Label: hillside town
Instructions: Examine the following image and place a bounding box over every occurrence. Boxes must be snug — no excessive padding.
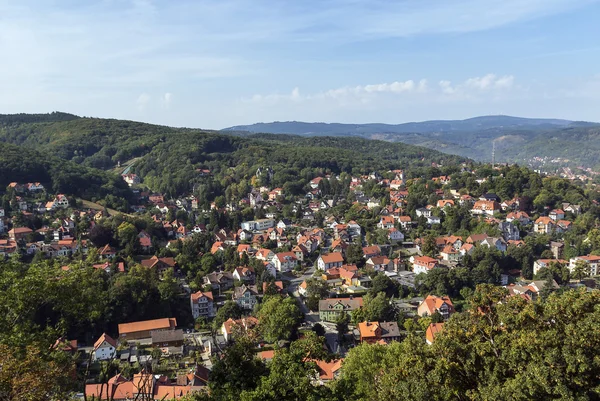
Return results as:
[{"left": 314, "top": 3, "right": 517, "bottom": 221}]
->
[{"left": 0, "top": 162, "right": 598, "bottom": 400}]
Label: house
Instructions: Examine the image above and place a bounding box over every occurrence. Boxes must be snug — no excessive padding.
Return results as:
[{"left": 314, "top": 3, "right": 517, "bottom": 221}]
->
[
  {"left": 190, "top": 291, "right": 215, "bottom": 319},
  {"left": 241, "top": 219, "right": 275, "bottom": 232},
  {"left": 366, "top": 256, "right": 392, "bottom": 272},
  {"left": 534, "top": 217, "right": 555, "bottom": 234},
  {"left": 362, "top": 245, "right": 381, "bottom": 259},
  {"left": 99, "top": 244, "right": 117, "bottom": 259},
  {"left": 93, "top": 333, "right": 117, "bottom": 361},
  {"left": 480, "top": 237, "right": 507, "bottom": 252},
  {"left": 317, "top": 252, "right": 344, "bottom": 271},
  {"left": 233, "top": 285, "right": 259, "bottom": 310},
  {"left": 221, "top": 317, "right": 259, "bottom": 342},
  {"left": 412, "top": 255, "right": 439, "bottom": 275},
  {"left": 499, "top": 221, "right": 520, "bottom": 241},
  {"left": 425, "top": 323, "right": 444, "bottom": 345},
  {"left": 118, "top": 317, "right": 177, "bottom": 340},
  {"left": 26, "top": 182, "right": 45, "bottom": 192},
  {"left": 569, "top": 255, "right": 600, "bottom": 276},
  {"left": 121, "top": 174, "right": 140, "bottom": 186},
  {"left": 563, "top": 204, "right": 582, "bottom": 215},
  {"left": 440, "top": 245, "right": 461, "bottom": 262},
  {"left": 416, "top": 208, "right": 432, "bottom": 218},
  {"left": 506, "top": 211, "right": 531, "bottom": 225},
  {"left": 436, "top": 199, "right": 454, "bottom": 208},
  {"left": 550, "top": 241, "right": 564, "bottom": 259},
  {"left": 8, "top": 227, "right": 33, "bottom": 241},
  {"left": 319, "top": 298, "right": 363, "bottom": 322},
  {"left": 387, "top": 228, "right": 405, "bottom": 242},
  {"left": 418, "top": 295, "right": 454, "bottom": 320},
  {"left": 533, "top": 259, "right": 567, "bottom": 276},
  {"left": 357, "top": 321, "right": 401, "bottom": 344},
  {"left": 292, "top": 245, "right": 308, "bottom": 262},
  {"left": 549, "top": 209, "right": 565, "bottom": 221},
  {"left": 377, "top": 216, "right": 395, "bottom": 229},
  {"left": 557, "top": 220, "right": 572, "bottom": 231},
  {"left": 255, "top": 248, "right": 275, "bottom": 261},
  {"left": 140, "top": 256, "right": 177, "bottom": 278},
  {"left": 52, "top": 337, "right": 78, "bottom": 354},
  {"left": 314, "top": 359, "right": 343, "bottom": 384},
  {"left": 427, "top": 215, "right": 441, "bottom": 225},
  {"left": 471, "top": 200, "right": 501, "bottom": 216},
  {"left": 398, "top": 215, "right": 412, "bottom": 229},
  {"left": 274, "top": 252, "right": 297, "bottom": 272},
  {"left": 233, "top": 267, "right": 255, "bottom": 283},
  {"left": 204, "top": 272, "right": 234, "bottom": 294},
  {"left": 263, "top": 280, "right": 284, "bottom": 294}
]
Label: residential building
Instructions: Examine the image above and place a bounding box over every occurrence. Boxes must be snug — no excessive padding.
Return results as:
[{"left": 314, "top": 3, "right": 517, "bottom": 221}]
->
[
  {"left": 233, "top": 285, "right": 259, "bottom": 310},
  {"left": 241, "top": 219, "right": 275, "bottom": 232},
  {"left": 366, "top": 256, "right": 392, "bottom": 272},
  {"left": 418, "top": 295, "right": 455, "bottom": 320},
  {"left": 471, "top": 200, "right": 501, "bottom": 216},
  {"left": 319, "top": 298, "right": 363, "bottom": 322},
  {"left": 93, "top": 333, "right": 117, "bottom": 361},
  {"left": 357, "top": 321, "right": 401, "bottom": 344},
  {"left": 190, "top": 291, "right": 215, "bottom": 319},
  {"left": 274, "top": 251, "right": 297, "bottom": 272},
  {"left": 412, "top": 255, "right": 439, "bottom": 275},
  {"left": 569, "top": 255, "right": 600, "bottom": 276},
  {"left": 534, "top": 217, "right": 555, "bottom": 234},
  {"left": 221, "top": 317, "right": 259, "bottom": 342},
  {"left": 317, "top": 252, "right": 344, "bottom": 271},
  {"left": 425, "top": 323, "right": 444, "bottom": 345}
]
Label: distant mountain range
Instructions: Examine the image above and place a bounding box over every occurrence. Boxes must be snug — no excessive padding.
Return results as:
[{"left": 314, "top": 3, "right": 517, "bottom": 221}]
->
[{"left": 223, "top": 115, "right": 600, "bottom": 168}]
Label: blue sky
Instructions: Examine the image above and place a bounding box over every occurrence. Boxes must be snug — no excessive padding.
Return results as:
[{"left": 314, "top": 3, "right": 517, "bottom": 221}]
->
[{"left": 0, "top": 0, "right": 599, "bottom": 129}]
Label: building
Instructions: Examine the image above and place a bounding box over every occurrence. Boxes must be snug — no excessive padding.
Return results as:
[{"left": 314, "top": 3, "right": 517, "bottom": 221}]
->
[
  {"left": 221, "top": 317, "right": 259, "bottom": 342},
  {"left": 357, "top": 321, "right": 401, "bottom": 344},
  {"left": 534, "top": 217, "right": 555, "bottom": 234},
  {"left": 425, "top": 323, "right": 444, "bottom": 345},
  {"left": 319, "top": 298, "right": 363, "bottom": 322},
  {"left": 233, "top": 285, "right": 259, "bottom": 310},
  {"left": 365, "top": 256, "right": 392, "bottom": 272},
  {"left": 8, "top": 227, "right": 33, "bottom": 241},
  {"left": 93, "top": 333, "right": 117, "bottom": 361},
  {"left": 471, "top": 200, "right": 501, "bottom": 216},
  {"left": 274, "top": 252, "right": 298, "bottom": 272},
  {"left": 151, "top": 329, "right": 184, "bottom": 348},
  {"left": 140, "top": 256, "right": 177, "bottom": 278},
  {"left": 533, "top": 259, "right": 567, "bottom": 275},
  {"left": 241, "top": 219, "right": 275, "bottom": 232},
  {"left": 418, "top": 295, "right": 455, "bottom": 320},
  {"left": 569, "top": 255, "right": 600, "bottom": 276},
  {"left": 118, "top": 318, "right": 177, "bottom": 340},
  {"left": 190, "top": 291, "right": 215, "bottom": 319},
  {"left": 412, "top": 255, "right": 439, "bottom": 275},
  {"left": 317, "top": 252, "right": 344, "bottom": 271}
]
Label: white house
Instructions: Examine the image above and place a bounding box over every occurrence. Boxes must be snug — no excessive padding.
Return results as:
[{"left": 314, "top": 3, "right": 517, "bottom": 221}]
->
[
  {"left": 317, "top": 252, "right": 344, "bottom": 271},
  {"left": 569, "top": 255, "right": 600, "bottom": 276},
  {"left": 241, "top": 219, "right": 275, "bottom": 232},
  {"left": 190, "top": 291, "right": 215, "bottom": 319},
  {"left": 412, "top": 255, "right": 439, "bottom": 275},
  {"left": 427, "top": 216, "right": 441, "bottom": 225},
  {"left": 387, "top": 228, "right": 405, "bottom": 242},
  {"left": 274, "top": 252, "right": 298, "bottom": 272},
  {"left": 93, "top": 333, "right": 117, "bottom": 361}
]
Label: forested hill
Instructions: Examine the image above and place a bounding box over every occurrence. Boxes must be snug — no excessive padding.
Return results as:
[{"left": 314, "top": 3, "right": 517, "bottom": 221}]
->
[
  {"left": 224, "top": 115, "right": 575, "bottom": 135},
  {"left": 0, "top": 115, "right": 468, "bottom": 198},
  {"left": 223, "top": 116, "right": 600, "bottom": 167},
  {"left": 0, "top": 142, "right": 132, "bottom": 209}
]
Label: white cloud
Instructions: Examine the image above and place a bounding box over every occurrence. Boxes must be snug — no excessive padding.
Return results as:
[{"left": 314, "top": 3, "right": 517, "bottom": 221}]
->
[
  {"left": 136, "top": 93, "right": 151, "bottom": 110},
  {"left": 247, "top": 74, "right": 515, "bottom": 105}
]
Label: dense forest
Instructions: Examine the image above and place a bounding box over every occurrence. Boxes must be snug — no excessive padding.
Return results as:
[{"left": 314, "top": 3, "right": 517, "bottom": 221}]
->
[
  {"left": 0, "top": 142, "right": 133, "bottom": 209},
  {"left": 0, "top": 114, "right": 467, "bottom": 199}
]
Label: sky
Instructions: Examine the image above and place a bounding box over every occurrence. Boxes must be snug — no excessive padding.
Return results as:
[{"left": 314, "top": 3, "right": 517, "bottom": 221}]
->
[{"left": 1, "top": 0, "right": 600, "bottom": 129}]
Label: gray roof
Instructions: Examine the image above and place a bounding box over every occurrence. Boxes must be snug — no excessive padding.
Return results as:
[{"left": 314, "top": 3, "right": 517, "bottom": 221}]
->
[{"left": 151, "top": 329, "right": 184, "bottom": 343}]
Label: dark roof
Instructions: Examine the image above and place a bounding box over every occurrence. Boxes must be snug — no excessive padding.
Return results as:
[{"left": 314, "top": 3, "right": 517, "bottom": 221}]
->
[{"left": 151, "top": 329, "right": 184, "bottom": 343}]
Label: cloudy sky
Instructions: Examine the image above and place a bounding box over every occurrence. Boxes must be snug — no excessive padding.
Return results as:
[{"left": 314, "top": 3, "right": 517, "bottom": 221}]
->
[{"left": 1, "top": 0, "right": 599, "bottom": 129}]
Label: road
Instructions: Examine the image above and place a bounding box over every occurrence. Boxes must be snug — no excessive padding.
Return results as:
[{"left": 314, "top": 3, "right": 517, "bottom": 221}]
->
[{"left": 286, "top": 267, "right": 342, "bottom": 353}]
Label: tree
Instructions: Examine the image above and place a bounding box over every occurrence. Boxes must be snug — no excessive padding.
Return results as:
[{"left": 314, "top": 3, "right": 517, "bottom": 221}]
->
[
  {"left": 212, "top": 301, "right": 242, "bottom": 332},
  {"left": 335, "top": 313, "right": 350, "bottom": 342},
  {"left": 572, "top": 259, "right": 590, "bottom": 282},
  {"left": 239, "top": 333, "right": 332, "bottom": 401},
  {"left": 352, "top": 292, "right": 396, "bottom": 323},
  {"left": 209, "top": 334, "right": 267, "bottom": 399},
  {"left": 257, "top": 296, "right": 302, "bottom": 343},
  {"left": 421, "top": 234, "right": 438, "bottom": 257}
]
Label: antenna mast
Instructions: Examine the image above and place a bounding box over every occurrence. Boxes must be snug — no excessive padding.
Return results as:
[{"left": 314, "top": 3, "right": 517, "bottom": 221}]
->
[{"left": 492, "top": 141, "right": 496, "bottom": 168}]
